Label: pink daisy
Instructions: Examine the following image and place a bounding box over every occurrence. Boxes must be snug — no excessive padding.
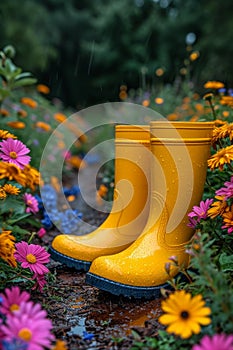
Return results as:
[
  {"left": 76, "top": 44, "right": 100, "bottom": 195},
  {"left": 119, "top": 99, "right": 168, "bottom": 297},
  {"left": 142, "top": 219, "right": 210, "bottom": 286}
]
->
[
  {"left": 14, "top": 241, "right": 50, "bottom": 275},
  {"left": 188, "top": 199, "right": 214, "bottom": 228},
  {"left": 23, "top": 193, "right": 39, "bottom": 214},
  {"left": 32, "top": 273, "right": 47, "bottom": 292},
  {"left": 0, "top": 138, "right": 31, "bottom": 169},
  {"left": 0, "top": 286, "right": 30, "bottom": 317},
  {"left": 1, "top": 301, "right": 54, "bottom": 350},
  {"left": 192, "top": 334, "right": 233, "bottom": 350},
  {"left": 37, "top": 227, "right": 47, "bottom": 238},
  {"left": 216, "top": 176, "right": 233, "bottom": 200}
]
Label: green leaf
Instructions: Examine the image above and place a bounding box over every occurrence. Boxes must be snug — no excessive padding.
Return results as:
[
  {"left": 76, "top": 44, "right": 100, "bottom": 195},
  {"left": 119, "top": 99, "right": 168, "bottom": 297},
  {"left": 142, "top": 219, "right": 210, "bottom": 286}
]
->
[
  {"left": 219, "top": 253, "right": 233, "bottom": 272},
  {"left": 12, "top": 77, "right": 37, "bottom": 88}
]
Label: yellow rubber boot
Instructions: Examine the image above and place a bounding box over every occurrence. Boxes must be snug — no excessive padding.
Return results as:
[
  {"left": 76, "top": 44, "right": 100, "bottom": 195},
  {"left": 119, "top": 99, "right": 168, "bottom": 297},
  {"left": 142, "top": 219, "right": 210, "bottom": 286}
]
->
[
  {"left": 86, "top": 121, "right": 214, "bottom": 298},
  {"left": 50, "top": 125, "right": 151, "bottom": 271}
]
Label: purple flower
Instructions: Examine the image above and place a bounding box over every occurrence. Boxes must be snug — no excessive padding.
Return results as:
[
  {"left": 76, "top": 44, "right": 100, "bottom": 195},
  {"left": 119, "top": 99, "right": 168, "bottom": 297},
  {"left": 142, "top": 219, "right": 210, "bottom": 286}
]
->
[
  {"left": 188, "top": 199, "right": 214, "bottom": 228},
  {"left": 0, "top": 287, "right": 30, "bottom": 317},
  {"left": 14, "top": 241, "right": 50, "bottom": 275},
  {"left": 216, "top": 176, "right": 233, "bottom": 200},
  {"left": 32, "top": 273, "right": 47, "bottom": 292},
  {"left": 0, "top": 139, "right": 31, "bottom": 169},
  {"left": 192, "top": 333, "right": 233, "bottom": 350},
  {"left": 23, "top": 193, "right": 39, "bottom": 214},
  {"left": 0, "top": 301, "right": 54, "bottom": 350}
]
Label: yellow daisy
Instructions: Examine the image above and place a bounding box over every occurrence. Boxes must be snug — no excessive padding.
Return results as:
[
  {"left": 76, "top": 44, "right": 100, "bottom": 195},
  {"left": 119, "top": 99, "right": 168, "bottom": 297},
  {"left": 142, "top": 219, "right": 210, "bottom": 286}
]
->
[
  {"left": 207, "top": 196, "right": 228, "bottom": 219},
  {"left": 0, "top": 129, "right": 17, "bottom": 139},
  {"left": 0, "top": 188, "right": 7, "bottom": 199},
  {"left": 2, "top": 183, "right": 20, "bottom": 195},
  {"left": 0, "top": 230, "right": 17, "bottom": 267},
  {"left": 0, "top": 162, "right": 27, "bottom": 187},
  {"left": 159, "top": 290, "right": 211, "bottom": 339},
  {"left": 207, "top": 145, "right": 233, "bottom": 171}
]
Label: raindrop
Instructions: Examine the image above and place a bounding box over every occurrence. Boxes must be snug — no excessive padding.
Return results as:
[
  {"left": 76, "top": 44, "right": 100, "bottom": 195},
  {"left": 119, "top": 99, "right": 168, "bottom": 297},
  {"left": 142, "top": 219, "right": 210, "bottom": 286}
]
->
[{"left": 88, "top": 41, "right": 95, "bottom": 76}]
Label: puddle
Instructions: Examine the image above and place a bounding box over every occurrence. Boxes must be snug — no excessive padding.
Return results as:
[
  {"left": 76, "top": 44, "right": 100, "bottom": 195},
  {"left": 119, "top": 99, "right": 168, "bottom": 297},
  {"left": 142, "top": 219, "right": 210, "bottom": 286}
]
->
[
  {"left": 68, "top": 298, "right": 162, "bottom": 338},
  {"left": 67, "top": 316, "right": 86, "bottom": 337}
]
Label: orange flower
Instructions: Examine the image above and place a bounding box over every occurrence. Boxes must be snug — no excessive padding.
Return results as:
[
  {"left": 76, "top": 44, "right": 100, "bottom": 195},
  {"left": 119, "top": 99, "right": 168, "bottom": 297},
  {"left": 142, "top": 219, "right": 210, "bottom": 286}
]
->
[
  {"left": 195, "top": 103, "right": 204, "bottom": 113},
  {"left": 7, "top": 121, "right": 25, "bottom": 129},
  {"left": 204, "top": 81, "right": 225, "bottom": 89},
  {"left": 52, "top": 340, "right": 68, "bottom": 350},
  {"left": 22, "top": 165, "right": 40, "bottom": 191},
  {"left": 119, "top": 90, "right": 128, "bottom": 100},
  {"left": 17, "top": 109, "right": 28, "bottom": 117},
  {"left": 208, "top": 145, "right": 233, "bottom": 171},
  {"left": 21, "top": 97, "right": 38, "bottom": 108},
  {"left": 167, "top": 113, "right": 178, "bottom": 121},
  {"left": 0, "top": 108, "right": 9, "bottom": 116},
  {"left": 54, "top": 113, "right": 67, "bottom": 123},
  {"left": 96, "top": 184, "right": 108, "bottom": 205},
  {"left": 212, "top": 123, "right": 233, "bottom": 144},
  {"left": 207, "top": 196, "right": 228, "bottom": 218},
  {"left": 222, "top": 111, "right": 230, "bottom": 118},
  {"left": 0, "top": 188, "right": 7, "bottom": 199},
  {"left": 142, "top": 99, "right": 150, "bottom": 107},
  {"left": 2, "top": 183, "right": 20, "bottom": 195},
  {"left": 154, "top": 97, "right": 164, "bottom": 105},
  {"left": 220, "top": 96, "right": 233, "bottom": 107},
  {"left": 67, "top": 156, "right": 86, "bottom": 169},
  {"left": 50, "top": 176, "right": 61, "bottom": 192},
  {"left": 189, "top": 51, "right": 199, "bottom": 61},
  {"left": 35, "top": 121, "right": 51, "bottom": 132},
  {"left": 37, "top": 84, "right": 50, "bottom": 94},
  {"left": 155, "top": 68, "right": 164, "bottom": 76},
  {"left": 0, "top": 129, "right": 17, "bottom": 139},
  {"left": 0, "top": 230, "right": 17, "bottom": 267},
  {"left": 0, "top": 162, "right": 27, "bottom": 186},
  {"left": 222, "top": 206, "right": 233, "bottom": 233}
]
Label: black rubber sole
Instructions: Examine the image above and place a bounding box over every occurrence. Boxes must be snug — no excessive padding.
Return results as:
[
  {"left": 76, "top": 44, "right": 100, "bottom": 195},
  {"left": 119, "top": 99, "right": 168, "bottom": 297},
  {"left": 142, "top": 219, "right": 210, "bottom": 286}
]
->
[
  {"left": 49, "top": 247, "right": 91, "bottom": 272},
  {"left": 85, "top": 272, "right": 173, "bottom": 299}
]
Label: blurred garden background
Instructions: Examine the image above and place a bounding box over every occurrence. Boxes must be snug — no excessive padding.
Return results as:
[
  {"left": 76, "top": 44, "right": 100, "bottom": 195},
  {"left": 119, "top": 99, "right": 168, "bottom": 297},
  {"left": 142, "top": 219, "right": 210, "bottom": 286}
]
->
[{"left": 0, "top": 0, "right": 232, "bottom": 109}]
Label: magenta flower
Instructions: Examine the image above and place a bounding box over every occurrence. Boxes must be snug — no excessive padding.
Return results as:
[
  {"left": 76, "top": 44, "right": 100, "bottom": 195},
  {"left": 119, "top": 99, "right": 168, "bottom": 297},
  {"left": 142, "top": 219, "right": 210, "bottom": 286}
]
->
[
  {"left": 0, "top": 301, "right": 54, "bottom": 350},
  {"left": 188, "top": 199, "right": 214, "bottom": 228},
  {"left": 192, "top": 334, "right": 233, "bottom": 350},
  {"left": 0, "top": 138, "right": 31, "bottom": 169},
  {"left": 0, "top": 286, "right": 30, "bottom": 317},
  {"left": 216, "top": 176, "right": 233, "bottom": 200},
  {"left": 37, "top": 227, "right": 47, "bottom": 238},
  {"left": 14, "top": 241, "right": 50, "bottom": 275},
  {"left": 32, "top": 273, "right": 47, "bottom": 292},
  {"left": 23, "top": 193, "right": 39, "bottom": 214}
]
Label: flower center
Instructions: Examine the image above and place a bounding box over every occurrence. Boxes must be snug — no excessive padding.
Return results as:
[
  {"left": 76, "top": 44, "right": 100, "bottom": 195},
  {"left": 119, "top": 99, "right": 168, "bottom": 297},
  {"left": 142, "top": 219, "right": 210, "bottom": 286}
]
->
[
  {"left": 26, "top": 253, "right": 37, "bottom": 263},
  {"left": 18, "top": 328, "right": 32, "bottom": 341},
  {"left": 180, "top": 311, "right": 190, "bottom": 319},
  {"left": 9, "top": 151, "right": 18, "bottom": 159},
  {"left": 10, "top": 303, "right": 20, "bottom": 312},
  {"left": 27, "top": 200, "right": 32, "bottom": 205}
]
